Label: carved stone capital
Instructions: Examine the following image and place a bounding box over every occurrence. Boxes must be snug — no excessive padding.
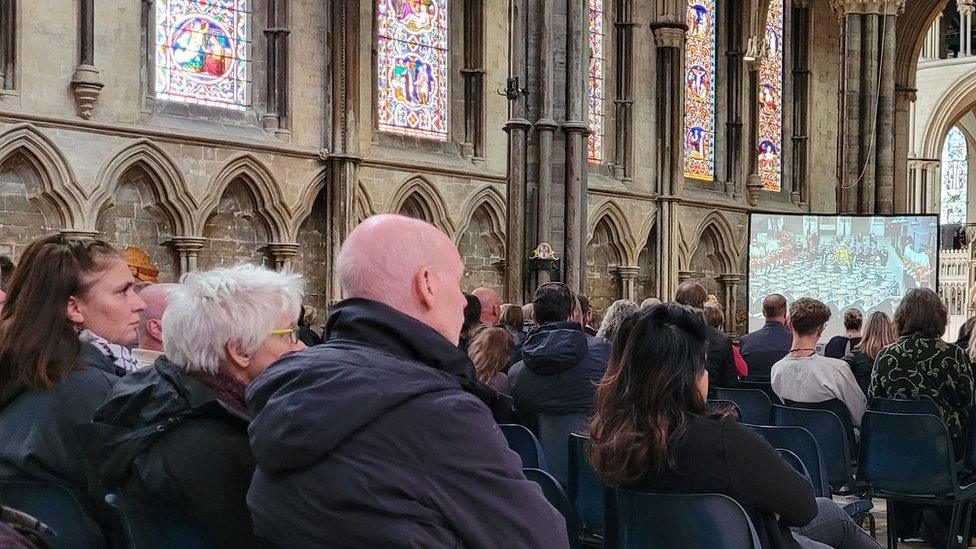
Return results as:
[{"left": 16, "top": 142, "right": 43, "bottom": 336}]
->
[
  {"left": 895, "top": 86, "right": 918, "bottom": 106},
  {"left": 268, "top": 242, "right": 301, "bottom": 269},
  {"left": 70, "top": 64, "right": 104, "bottom": 120},
  {"left": 169, "top": 236, "right": 206, "bottom": 254},
  {"left": 746, "top": 173, "right": 763, "bottom": 206},
  {"left": 677, "top": 270, "right": 695, "bottom": 283},
  {"left": 615, "top": 265, "right": 640, "bottom": 281},
  {"left": 60, "top": 228, "right": 99, "bottom": 240},
  {"left": 719, "top": 273, "right": 743, "bottom": 285},
  {"left": 830, "top": 0, "right": 906, "bottom": 16},
  {"left": 653, "top": 26, "right": 685, "bottom": 49},
  {"left": 959, "top": 1, "right": 976, "bottom": 15}
]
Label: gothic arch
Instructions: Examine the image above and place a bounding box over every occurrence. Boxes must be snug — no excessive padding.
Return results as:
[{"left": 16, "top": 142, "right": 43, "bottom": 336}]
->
[
  {"left": 201, "top": 154, "right": 289, "bottom": 241},
  {"left": 0, "top": 124, "right": 85, "bottom": 228},
  {"left": 89, "top": 139, "right": 193, "bottom": 234},
  {"left": 355, "top": 183, "right": 376, "bottom": 225},
  {"left": 454, "top": 185, "right": 506, "bottom": 250},
  {"left": 921, "top": 70, "right": 976, "bottom": 160},
  {"left": 895, "top": 1, "right": 950, "bottom": 91},
  {"left": 687, "top": 211, "right": 740, "bottom": 273},
  {"left": 289, "top": 167, "right": 330, "bottom": 241},
  {"left": 587, "top": 200, "right": 638, "bottom": 265},
  {"left": 387, "top": 175, "right": 456, "bottom": 236}
]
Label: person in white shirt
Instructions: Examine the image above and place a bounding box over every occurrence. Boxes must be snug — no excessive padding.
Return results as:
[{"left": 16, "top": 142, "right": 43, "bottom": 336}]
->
[
  {"left": 132, "top": 283, "right": 180, "bottom": 369},
  {"left": 771, "top": 297, "right": 867, "bottom": 431}
]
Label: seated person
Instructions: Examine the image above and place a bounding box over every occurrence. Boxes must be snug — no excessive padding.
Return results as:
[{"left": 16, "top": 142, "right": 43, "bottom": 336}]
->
[
  {"left": 468, "top": 325, "right": 513, "bottom": 395},
  {"left": 739, "top": 294, "right": 791, "bottom": 377},
  {"left": 771, "top": 298, "right": 866, "bottom": 431},
  {"left": 824, "top": 308, "right": 863, "bottom": 359},
  {"left": 509, "top": 282, "right": 611, "bottom": 414},
  {"left": 0, "top": 235, "right": 146, "bottom": 546},
  {"left": 674, "top": 282, "right": 737, "bottom": 391},
  {"left": 84, "top": 264, "right": 305, "bottom": 547},
  {"left": 587, "top": 302, "right": 881, "bottom": 549}
]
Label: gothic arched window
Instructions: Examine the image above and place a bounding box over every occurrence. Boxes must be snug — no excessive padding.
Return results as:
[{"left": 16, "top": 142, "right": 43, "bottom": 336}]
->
[
  {"left": 376, "top": 0, "right": 450, "bottom": 141},
  {"left": 683, "top": 0, "right": 716, "bottom": 180},
  {"left": 587, "top": 0, "right": 606, "bottom": 163},
  {"left": 758, "top": 0, "right": 784, "bottom": 191},
  {"left": 941, "top": 126, "right": 968, "bottom": 225},
  {"left": 155, "top": 0, "right": 251, "bottom": 109}
]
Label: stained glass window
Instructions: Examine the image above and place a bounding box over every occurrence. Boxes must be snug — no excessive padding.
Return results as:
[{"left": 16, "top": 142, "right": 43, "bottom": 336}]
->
[
  {"left": 587, "top": 0, "right": 605, "bottom": 163},
  {"left": 376, "top": 0, "right": 449, "bottom": 141},
  {"left": 941, "top": 126, "right": 968, "bottom": 225},
  {"left": 757, "top": 0, "right": 784, "bottom": 191},
  {"left": 683, "top": 0, "right": 716, "bottom": 180},
  {"left": 155, "top": 0, "right": 250, "bottom": 109}
]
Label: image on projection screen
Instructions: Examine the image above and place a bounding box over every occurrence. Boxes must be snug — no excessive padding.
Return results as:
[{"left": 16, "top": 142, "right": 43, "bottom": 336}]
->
[{"left": 747, "top": 214, "right": 939, "bottom": 339}]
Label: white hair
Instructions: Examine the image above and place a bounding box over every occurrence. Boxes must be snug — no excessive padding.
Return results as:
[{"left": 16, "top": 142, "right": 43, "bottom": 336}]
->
[
  {"left": 597, "top": 299, "right": 640, "bottom": 341},
  {"left": 162, "top": 264, "right": 305, "bottom": 374}
]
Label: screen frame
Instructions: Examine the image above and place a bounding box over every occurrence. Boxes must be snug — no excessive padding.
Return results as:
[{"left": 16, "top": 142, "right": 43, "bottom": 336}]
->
[{"left": 744, "top": 211, "right": 942, "bottom": 336}]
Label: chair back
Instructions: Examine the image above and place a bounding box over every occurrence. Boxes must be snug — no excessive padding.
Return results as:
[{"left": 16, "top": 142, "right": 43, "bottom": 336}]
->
[
  {"left": 0, "top": 479, "right": 95, "bottom": 549},
  {"left": 749, "top": 424, "right": 829, "bottom": 498},
  {"left": 706, "top": 400, "right": 741, "bottom": 421},
  {"left": 776, "top": 448, "right": 813, "bottom": 486},
  {"left": 500, "top": 424, "right": 547, "bottom": 470},
  {"left": 536, "top": 412, "right": 589, "bottom": 486},
  {"left": 967, "top": 406, "right": 976, "bottom": 471},
  {"left": 738, "top": 381, "right": 783, "bottom": 405},
  {"left": 858, "top": 411, "right": 960, "bottom": 498},
  {"left": 740, "top": 374, "right": 771, "bottom": 383},
  {"left": 771, "top": 405, "right": 853, "bottom": 490},
  {"left": 870, "top": 397, "right": 941, "bottom": 417},
  {"left": 523, "top": 468, "right": 581, "bottom": 549},
  {"left": 568, "top": 433, "right": 605, "bottom": 537},
  {"left": 784, "top": 398, "right": 857, "bottom": 449},
  {"left": 606, "top": 489, "right": 761, "bottom": 549},
  {"left": 105, "top": 493, "right": 214, "bottom": 548},
  {"left": 713, "top": 388, "right": 771, "bottom": 425}
]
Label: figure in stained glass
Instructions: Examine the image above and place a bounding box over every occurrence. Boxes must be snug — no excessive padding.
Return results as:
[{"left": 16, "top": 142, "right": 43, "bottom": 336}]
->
[
  {"left": 941, "top": 126, "right": 969, "bottom": 225},
  {"left": 587, "top": 0, "right": 605, "bottom": 163},
  {"left": 683, "top": 0, "right": 716, "bottom": 180},
  {"left": 757, "top": 0, "right": 784, "bottom": 191}
]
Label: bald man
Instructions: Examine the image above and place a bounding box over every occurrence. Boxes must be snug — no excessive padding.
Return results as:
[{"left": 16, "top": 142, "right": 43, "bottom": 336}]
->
[
  {"left": 472, "top": 287, "right": 501, "bottom": 325},
  {"left": 739, "top": 293, "right": 791, "bottom": 377},
  {"left": 245, "top": 215, "right": 566, "bottom": 548},
  {"left": 132, "top": 283, "right": 180, "bottom": 369}
]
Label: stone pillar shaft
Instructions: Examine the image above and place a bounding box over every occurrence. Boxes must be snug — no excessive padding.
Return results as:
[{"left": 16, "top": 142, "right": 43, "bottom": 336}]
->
[
  {"left": 263, "top": 0, "right": 290, "bottom": 132},
  {"left": 725, "top": 0, "right": 743, "bottom": 198},
  {"left": 170, "top": 236, "right": 206, "bottom": 276},
  {"left": 791, "top": 1, "right": 810, "bottom": 205},
  {"left": 719, "top": 273, "right": 742, "bottom": 335},
  {"left": 617, "top": 266, "right": 639, "bottom": 301},
  {"left": 0, "top": 0, "right": 13, "bottom": 89},
  {"left": 504, "top": 0, "right": 529, "bottom": 303},
  {"left": 563, "top": 0, "right": 588, "bottom": 293},
  {"left": 461, "top": 0, "right": 485, "bottom": 160},
  {"left": 893, "top": 87, "right": 916, "bottom": 213}
]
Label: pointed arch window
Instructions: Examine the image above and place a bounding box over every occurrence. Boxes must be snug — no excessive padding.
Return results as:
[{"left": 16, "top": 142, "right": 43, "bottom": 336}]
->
[
  {"left": 683, "top": 0, "right": 716, "bottom": 180},
  {"left": 376, "top": 0, "right": 450, "bottom": 141},
  {"left": 587, "top": 0, "right": 606, "bottom": 163},
  {"left": 757, "top": 0, "right": 784, "bottom": 191},
  {"left": 941, "top": 126, "right": 968, "bottom": 225}
]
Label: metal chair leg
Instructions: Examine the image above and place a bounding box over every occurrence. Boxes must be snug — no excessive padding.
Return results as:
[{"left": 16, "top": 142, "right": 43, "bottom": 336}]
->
[{"left": 886, "top": 499, "right": 897, "bottom": 549}]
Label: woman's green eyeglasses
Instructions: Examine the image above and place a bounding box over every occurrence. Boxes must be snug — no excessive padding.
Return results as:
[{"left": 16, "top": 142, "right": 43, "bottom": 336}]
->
[{"left": 269, "top": 327, "right": 301, "bottom": 344}]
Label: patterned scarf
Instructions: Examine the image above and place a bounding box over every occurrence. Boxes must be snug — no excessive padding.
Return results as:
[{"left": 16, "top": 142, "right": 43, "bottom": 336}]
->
[{"left": 78, "top": 329, "right": 140, "bottom": 373}]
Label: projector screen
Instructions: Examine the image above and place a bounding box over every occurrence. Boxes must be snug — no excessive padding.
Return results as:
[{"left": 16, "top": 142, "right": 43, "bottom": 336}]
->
[{"left": 747, "top": 214, "right": 939, "bottom": 339}]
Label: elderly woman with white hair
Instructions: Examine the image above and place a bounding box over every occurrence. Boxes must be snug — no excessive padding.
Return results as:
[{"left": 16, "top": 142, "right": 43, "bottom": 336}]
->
[
  {"left": 84, "top": 264, "right": 304, "bottom": 547},
  {"left": 596, "top": 299, "right": 640, "bottom": 343}
]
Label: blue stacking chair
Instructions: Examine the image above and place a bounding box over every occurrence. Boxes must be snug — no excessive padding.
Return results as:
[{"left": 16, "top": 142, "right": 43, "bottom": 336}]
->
[
  {"left": 568, "top": 433, "right": 606, "bottom": 543},
  {"left": 713, "top": 388, "right": 771, "bottom": 425},
  {"left": 500, "top": 424, "right": 547, "bottom": 470},
  {"left": 0, "top": 479, "right": 96, "bottom": 549},
  {"left": 536, "top": 411, "right": 589, "bottom": 487},
  {"left": 870, "top": 396, "right": 941, "bottom": 417},
  {"left": 605, "top": 489, "right": 760, "bottom": 549},
  {"left": 771, "top": 405, "right": 861, "bottom": 493},
  {"left": 749, "top": 424, "right": 830, "bottom": 498},
  {"left": 738, "top": 380, "right": 783, "bottom": 406},
  {"left": 784, "top": 398, "right": 857, "bottom": 450},
  {"left": 105, "top": 493, "right": 214, "bottom": 549},
  {"left": 707, "top": 399, "right": 742, "bottom": 421},
  {"left": 776, "top": 448, "right": 812, "bottom": 483},
  {"left": 859, "top": 411, "right": 976, "bottom": 549},
  {"left": 523, "top": 469, "right": 581, "bottom": 549}
]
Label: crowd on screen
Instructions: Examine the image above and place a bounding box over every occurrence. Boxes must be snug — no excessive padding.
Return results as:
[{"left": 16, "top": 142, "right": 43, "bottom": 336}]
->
[{"left": 0, "top": 214, "right": 971, "bottom": 548}]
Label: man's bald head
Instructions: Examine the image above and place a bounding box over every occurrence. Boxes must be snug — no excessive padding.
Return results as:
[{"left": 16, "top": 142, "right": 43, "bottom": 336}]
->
[
  {"left": 472, "top": 287, "right": 501, "bottom": 324},
  {"left": 138, "top": 283, "right": 180, "bottom": 351},
  {"left": 763, "top": 294, "right": 788, "bottom": 321},
  {"left": 337, "top": 215, "right": 467, "bottom": 344}
]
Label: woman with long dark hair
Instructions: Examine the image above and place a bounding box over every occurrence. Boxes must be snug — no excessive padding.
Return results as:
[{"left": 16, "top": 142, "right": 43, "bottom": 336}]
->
[{"left": 588, "top": 303, "right": 880, "bottom": 549}]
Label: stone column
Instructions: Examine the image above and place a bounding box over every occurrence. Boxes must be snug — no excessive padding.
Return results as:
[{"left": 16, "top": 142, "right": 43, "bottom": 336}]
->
[
  {"left": 893, "top": 86, "right": 916, "bottom": 212},
  {"left": 922, "top": 14, "right": 941, "bottom": 59},
  {"left": 535, "top": 0, "right": 556, "bottom": 283},
  {"left": 0, "top": 0, "right": 14, "bottom": 90},
  {"left": 461, "top": 0, "right": 485, "bottom": 162},
  {"left": 652, "top": 24, "right": 685, "bottom": 301},
  {"left": 504, "top": 0, "right": 530, "bottom": 303},
  {"left": 720, "top": 273, "right": 742, "bottom": 335},
  {"left": 613, "top": 0, "right": 635, "bottom": 180},
  {"left": 832, "top": 0, "right": 905, "bottom": 214},
  {"left": 616, "top": 266, "right": 639, "bottom": 301},
  {"left": 962, "top": 3, "right": 975, "bottom": 57},
  {"left": 791, "top": 0, "right": 810, "bottom": 206},
  {"left": 926, "top": 160, "right": 941, "bottom": 214},
  {"left": 170, "top": 236, "right": 206, "bottom": 275},
  {"left": 724, "top": 0, "right": 744, "bottom": 198},
  {"left": 268, "top": 243, "right": 301, "bottom": 271},
  {"left": 563, "top": 0, "right": 589, "bottom": 293},
  {"left": 677, "top": 270, "right": 694, "bottom": 284},
  {"left": 70, "top": 0, "right": 103, "bottom": 119},
  {"left": 263, "top": 0, "right": 290, "bottom": 133},
  {"left": 744, "top": 35, "right": 762, "bottom": 206},
  {"left": 60, "top": 228, "right": 99, "bottom": 240}
]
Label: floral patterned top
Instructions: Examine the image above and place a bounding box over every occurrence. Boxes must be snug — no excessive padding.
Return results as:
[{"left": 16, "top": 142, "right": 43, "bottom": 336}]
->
[{"left": 869, "top": 334, "right": 975, "bottom": 449}]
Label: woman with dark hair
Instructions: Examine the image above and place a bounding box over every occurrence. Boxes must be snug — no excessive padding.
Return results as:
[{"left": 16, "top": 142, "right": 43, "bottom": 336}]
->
[
  {"left": 458, "top": 293, "right": 482, "bottom": 353},
  {"left": 498, "top": 303, "right": 524, "bottom": 339},
  {"left": 468, "top": 326, "right": 513, "bottom": 394},
  {"left": 0, "top": 234, "right": 147, "bottom": 545},
  {"left": 824, "top": 308, "right": 863, "bottom": 359},
  {"left": 588, "top": 303, "right": 881, "bottom": 549},
  {"left": 871, "top": 288, "right": 975, "bottom": 455}
]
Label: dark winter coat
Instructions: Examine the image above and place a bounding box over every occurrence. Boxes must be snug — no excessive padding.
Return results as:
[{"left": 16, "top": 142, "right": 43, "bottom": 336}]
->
[
  {"left": 0, "top": 342, "right": 123, "bottom": 548},
  {"left": 508, "top": 322, "right": 611, "bottom": 414},
  {"left": 739, "top": 320, "right": 792, "bottom": 377},
  {"left": 82, "top": 358, "right": 268, "bottom": 548},
  {"left": 245, "top": 298, "right": 567, "bottom": 548},
  {"left": 705, "top": 325, "right": 739, "bottom": 392},
  {"left": 841, "top": 350, "right": 875, "bottom": 396}
]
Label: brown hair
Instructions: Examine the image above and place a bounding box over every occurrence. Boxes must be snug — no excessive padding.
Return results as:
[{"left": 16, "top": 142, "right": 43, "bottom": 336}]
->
[
  {"left": 674, "top": 281, "right": 708, "bottom": 309},
  {"left": 703, "top": 303, "right": 724, "bottom": 329},
  {"left": 855, "top": 311, "right": 897, "bottom": 360},
  {"left": 895, "top": 288, "right": 947, "bottom": 338},
  {"left": 787, "top": 298, "right": 831, "bottom": 336},
  {"left": 843, "top": 308, "right": 863, "bottom": 330},
  {"left": 498, "top": 303, "right": 523, "bottom": 334},
  {"left": 468, "top": 326, "right": 514, "bottom": 385},
  {"left": 0, "top": 234, "right": 119, "bottom": 392},
  {"left": 762, "top": 294, "right": 787, "bottom": 318}
]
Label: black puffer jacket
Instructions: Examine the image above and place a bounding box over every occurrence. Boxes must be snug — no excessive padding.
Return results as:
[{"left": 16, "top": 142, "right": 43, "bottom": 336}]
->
[
  {"left": 82, "top": 359, "right": 268, "bottom": 548},
  {"left": 508, "top": 322, "right": 611, "bottom": 414},
  {"left": 841, "top": 350, "right": 875, "bottom": 396}
]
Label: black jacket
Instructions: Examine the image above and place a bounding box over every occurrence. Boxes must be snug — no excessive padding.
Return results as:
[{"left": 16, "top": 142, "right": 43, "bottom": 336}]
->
[
  {"left": 82, "top": 359, "right": 267, "bottom": 548},
  {"left": 705, "top": 326, "right": 738, "bottom": 392},
  {"left": 841, "top": 350, "right": 874, "bottom": 396},
  {"left": 0, "top": 342, "right": 122, "bottom": 547},
  {"left": 739, "top": 321, "right": 791, "bottom": 377},
  {"left": 628, "top": 415, "right": 817, "bottom": 549},
  {"left": 245, "top": 298, "right": 567, "bottom": 548},
  {"left": 508, "top": 322, "right": 611, "bottom": 414}
]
